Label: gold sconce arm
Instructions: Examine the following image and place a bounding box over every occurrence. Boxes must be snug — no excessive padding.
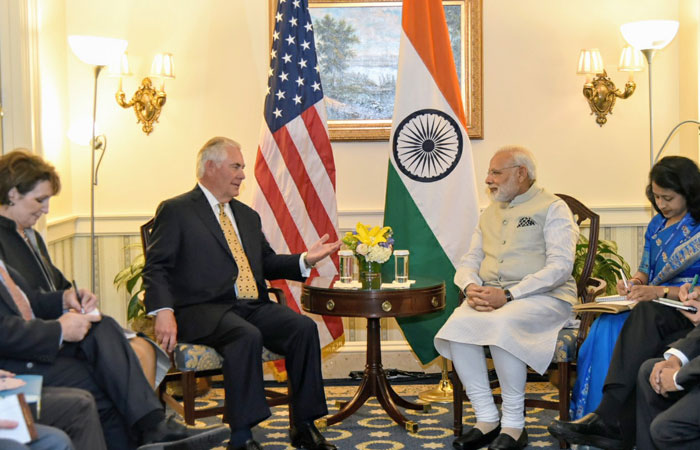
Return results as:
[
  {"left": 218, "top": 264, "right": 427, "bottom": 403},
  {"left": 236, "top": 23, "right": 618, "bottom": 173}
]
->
[
  {"left": 582, "top": 71, "right": 636, "bottom": 126},
  {"left": 115, "top": 77, "right": 167, "bottom": 135}
]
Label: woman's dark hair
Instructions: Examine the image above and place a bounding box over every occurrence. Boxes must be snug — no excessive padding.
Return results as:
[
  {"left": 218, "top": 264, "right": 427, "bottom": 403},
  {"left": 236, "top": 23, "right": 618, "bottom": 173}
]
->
[
  {"left": 0, "top": 150, "right": 61, "bottom": 205},
  {"left": 645, "top": 156, "right": 700, "bottom": 222}
]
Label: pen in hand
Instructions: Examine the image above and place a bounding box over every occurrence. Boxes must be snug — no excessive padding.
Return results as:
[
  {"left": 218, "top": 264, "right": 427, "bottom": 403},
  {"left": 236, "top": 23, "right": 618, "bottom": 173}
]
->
[
  {"left": 620, "top": 269, "right": 629, "bottom": 293},
  {"left": 689, "top": 274, "right": 699, "bottom": 293},
  {"left": 72, "top": 279, "right": 84, "bottom": 313}
]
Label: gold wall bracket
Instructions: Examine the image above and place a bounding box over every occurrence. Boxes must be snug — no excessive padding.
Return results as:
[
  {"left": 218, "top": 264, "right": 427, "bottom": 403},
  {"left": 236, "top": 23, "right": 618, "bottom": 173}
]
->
[
  {"left": 116, "top": 77, "right": 166, "bottom": 135},
  {"left": 582, "top": 70, "right": 636, "bottom": 126}
]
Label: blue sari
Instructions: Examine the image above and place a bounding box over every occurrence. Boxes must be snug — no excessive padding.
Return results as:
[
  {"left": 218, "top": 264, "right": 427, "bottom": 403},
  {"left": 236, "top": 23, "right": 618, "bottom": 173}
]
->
[{"left": 570, "top": 213, "right": 700, "bottom": 419}]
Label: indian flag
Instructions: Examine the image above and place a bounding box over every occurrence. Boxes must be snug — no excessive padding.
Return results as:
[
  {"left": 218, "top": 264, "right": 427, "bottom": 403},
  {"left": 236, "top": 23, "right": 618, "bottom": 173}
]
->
[{"left": 383, "top": 0, "right": 479, "bottom": 364}]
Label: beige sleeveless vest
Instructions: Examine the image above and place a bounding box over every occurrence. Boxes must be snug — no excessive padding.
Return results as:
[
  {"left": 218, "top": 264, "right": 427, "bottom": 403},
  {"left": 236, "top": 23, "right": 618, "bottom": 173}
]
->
[{"left": 478, "top": 184, "right": 577, "bottom": 305}]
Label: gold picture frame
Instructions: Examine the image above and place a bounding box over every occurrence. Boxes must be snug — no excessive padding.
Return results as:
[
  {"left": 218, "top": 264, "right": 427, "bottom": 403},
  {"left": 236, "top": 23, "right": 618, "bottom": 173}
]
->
[{"left": 268, "top": 0, "right": 483, "bottom": 141}]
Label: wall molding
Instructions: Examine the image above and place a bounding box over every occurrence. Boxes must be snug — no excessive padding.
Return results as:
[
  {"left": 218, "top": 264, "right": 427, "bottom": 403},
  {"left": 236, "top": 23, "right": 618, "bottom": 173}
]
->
[{"left": 47, "top": 204, "right": 652, "bottom": 240}]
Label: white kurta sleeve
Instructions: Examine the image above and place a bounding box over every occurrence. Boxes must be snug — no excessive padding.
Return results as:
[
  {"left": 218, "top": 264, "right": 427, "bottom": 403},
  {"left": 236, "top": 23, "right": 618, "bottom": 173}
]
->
[
  {"left": 508, "top": 200, "right": 578, "bottom": 299},
  {"left": 454, "top": 226, "right": 484, "bottom": 292}
]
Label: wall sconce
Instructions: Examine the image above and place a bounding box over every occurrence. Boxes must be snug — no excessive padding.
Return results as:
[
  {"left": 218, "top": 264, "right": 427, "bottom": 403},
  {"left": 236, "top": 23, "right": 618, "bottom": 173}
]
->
[
  {"left": 577, "top": 46, "right": 644, "bottom": 126},
  {"left": 114, "top": 52, "right": 175, "bottom": 135}
]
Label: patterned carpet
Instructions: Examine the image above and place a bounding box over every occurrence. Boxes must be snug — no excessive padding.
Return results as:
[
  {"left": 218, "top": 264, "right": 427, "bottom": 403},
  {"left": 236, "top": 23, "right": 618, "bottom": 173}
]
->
[{"left": 180, "top": 381, "right": 568, "bottom": 449}]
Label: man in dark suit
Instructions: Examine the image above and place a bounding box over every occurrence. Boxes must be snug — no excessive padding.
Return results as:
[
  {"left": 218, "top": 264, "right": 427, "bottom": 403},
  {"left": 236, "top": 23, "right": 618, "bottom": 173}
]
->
[
  {"left": 0, "top": 261, "right": 228, "bottom": 450},
  {"left": 548, "top": 284, "right": 698, "bottom": 449},
  {"left": 143, "top": 136, "right": 341, "bottom": 450},
  {"left": 636, "top": 309, "right": 700, "bottom": 448}
]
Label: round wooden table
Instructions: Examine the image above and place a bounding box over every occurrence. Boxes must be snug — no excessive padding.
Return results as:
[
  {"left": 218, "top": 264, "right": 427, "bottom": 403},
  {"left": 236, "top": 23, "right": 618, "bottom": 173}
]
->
[{"left": 301, "top": 276, "right": 446, "bottom": 432}]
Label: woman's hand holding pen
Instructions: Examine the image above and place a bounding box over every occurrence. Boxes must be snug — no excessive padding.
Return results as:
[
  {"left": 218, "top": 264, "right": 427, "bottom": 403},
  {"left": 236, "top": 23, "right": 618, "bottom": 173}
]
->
[
  {"left": 678, "top": 282, "right": 700, "bottom": 325},
  {"left": 625, "top": 285, "right": 666, "bottom": 302}
]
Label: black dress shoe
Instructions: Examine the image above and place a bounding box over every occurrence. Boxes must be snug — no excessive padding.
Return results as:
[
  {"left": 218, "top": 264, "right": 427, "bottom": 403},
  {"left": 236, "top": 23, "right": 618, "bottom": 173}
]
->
[
  {"left": 138, "top": 415, "right": 229, "bottom": 449},
  {"left": 290, "top": 422, "right": 337, "bottom": 450},
  {"left": 548, "top": 412, "right": 624, "bottom": 449},
  {"left": 228, "top": 439, "right": 263, "bottom": 450},
  {"left": 488, "top": 429, "right": 528, "bottom": 450},
  {"left": 453, "top": 425, "right": 501, "bottom": 450}
]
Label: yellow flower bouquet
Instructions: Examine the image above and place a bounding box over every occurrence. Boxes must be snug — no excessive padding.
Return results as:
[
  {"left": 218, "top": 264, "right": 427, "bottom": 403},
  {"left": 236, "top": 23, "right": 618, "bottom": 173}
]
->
[{"left": 342, "top": 223, "right": 393, "bottom": 288}]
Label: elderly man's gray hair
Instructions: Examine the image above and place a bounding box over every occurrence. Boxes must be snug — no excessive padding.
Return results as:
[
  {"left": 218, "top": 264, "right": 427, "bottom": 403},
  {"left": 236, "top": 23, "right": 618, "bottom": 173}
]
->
[
  {"left": 196, "top": 137, "right": 241, "bottom": 179},
  {"left": 495, "top": 145, "right": 537, "bottom": 181}
]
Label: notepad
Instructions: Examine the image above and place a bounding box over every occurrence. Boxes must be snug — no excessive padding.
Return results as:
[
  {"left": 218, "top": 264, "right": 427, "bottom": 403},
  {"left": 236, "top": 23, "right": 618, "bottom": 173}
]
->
[
  {"left": 572, "top": 295, "right": 637, "bottom": 314},
  {"left": 0, "top": 394, "right": 38, "bottom": 443}
]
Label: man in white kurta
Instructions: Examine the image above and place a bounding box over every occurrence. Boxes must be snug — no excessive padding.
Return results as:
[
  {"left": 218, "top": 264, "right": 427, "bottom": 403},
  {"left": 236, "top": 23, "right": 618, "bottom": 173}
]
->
[{"left": 434, "top": 146, "right": 578, "bottom": 450}]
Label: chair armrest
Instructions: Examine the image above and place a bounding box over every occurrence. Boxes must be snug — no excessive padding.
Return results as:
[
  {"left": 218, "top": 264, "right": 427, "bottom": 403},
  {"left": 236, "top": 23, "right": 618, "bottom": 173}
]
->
[
  {"left": 268, "top": 286, "right": 288, "bottom": 307},
  {"left": 583, "top": 277, "right": 607, "bottom": 303},
  {"left": 575, "top": 277, "right": 607, "bottom": 349}
]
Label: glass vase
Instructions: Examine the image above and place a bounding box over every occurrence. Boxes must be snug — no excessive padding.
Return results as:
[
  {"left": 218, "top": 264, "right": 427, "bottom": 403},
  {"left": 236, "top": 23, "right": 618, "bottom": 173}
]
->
[{"left": 358, "top": 258, "right": 382, "bottom": 289}]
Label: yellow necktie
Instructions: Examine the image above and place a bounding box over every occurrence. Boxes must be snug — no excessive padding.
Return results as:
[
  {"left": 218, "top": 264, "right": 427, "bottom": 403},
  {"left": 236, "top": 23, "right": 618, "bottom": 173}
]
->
[
  {"left": 0, "top": 264, "right": 33, "bottom": 320},
  {"left": 218, "top": 204, "right": 259, "bottom": 300}
]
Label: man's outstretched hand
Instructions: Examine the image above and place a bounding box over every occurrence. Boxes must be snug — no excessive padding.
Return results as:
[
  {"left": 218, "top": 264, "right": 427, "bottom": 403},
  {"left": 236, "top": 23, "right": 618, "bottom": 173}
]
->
[{"left": 305, "top": 234, "right": 342, "bottom": 266}]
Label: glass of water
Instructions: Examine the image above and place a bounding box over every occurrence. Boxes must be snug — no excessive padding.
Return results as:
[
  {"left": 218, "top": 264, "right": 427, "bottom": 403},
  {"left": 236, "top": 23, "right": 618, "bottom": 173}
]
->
[
  {"left": 338, "top": 250, "right": 355, "bottom": 283},
  {"left": 394, "top": 250, "right": 409, "bottom": 283}
]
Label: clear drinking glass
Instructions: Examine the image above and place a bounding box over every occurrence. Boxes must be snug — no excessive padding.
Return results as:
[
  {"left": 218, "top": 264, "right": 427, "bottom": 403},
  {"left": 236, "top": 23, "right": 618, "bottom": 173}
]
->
[
  {"left": 338, "top": 250, "right": 355, "bottom": 283},
  {"left": 394, "top": 250, "right": 409, "bottom": 283}
]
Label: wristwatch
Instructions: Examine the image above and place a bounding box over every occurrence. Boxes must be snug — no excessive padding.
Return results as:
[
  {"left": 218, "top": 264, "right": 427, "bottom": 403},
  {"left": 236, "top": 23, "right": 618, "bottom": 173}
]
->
[
  {"left": 662, "top": 287, "right": 669, "bottom": 298},
  {"left": 504, "top": 289, "right": 514, "bottom": 303}
]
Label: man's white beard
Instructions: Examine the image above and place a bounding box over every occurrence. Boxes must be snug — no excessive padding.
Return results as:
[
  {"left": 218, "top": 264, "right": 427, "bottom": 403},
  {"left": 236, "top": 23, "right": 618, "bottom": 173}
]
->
[{"left": 487, "top": 178, "right": 519, "bottom": 203}]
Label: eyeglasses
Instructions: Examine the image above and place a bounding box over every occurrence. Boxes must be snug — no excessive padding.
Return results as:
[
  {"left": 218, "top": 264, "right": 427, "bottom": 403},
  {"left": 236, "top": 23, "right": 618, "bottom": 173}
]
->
[{"left": 487, "top": 165, "right": 521, "bottom": 177}]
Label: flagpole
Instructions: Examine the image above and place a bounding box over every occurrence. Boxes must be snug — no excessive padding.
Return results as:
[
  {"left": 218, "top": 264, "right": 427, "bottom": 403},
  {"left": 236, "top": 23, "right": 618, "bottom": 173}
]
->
[{"left": 418, "top": 357, "right": 454, "bottom": 404}]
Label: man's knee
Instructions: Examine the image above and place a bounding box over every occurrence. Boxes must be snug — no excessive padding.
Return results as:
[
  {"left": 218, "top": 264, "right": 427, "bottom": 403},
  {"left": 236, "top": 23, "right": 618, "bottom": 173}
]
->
[{"left": 89, "top": 315, "right": 123, "bottom": 339}]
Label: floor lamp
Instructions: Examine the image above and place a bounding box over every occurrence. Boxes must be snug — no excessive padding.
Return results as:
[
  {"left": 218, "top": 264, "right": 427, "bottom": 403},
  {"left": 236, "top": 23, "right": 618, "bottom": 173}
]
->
[
  {"left": 620, "top": 20, "right": 679, "bottom": 172},
  {"left": 68, "top": 35, "right": 128, "bottom": 293},
  {"left": 654, "top": 120, "right": 700, "bottom": 164}
]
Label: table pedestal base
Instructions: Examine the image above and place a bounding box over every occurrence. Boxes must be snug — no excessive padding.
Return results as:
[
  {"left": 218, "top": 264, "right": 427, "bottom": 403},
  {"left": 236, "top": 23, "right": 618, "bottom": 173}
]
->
[{"left": 318, "top": 318, "right": 430, "bottom": 432}]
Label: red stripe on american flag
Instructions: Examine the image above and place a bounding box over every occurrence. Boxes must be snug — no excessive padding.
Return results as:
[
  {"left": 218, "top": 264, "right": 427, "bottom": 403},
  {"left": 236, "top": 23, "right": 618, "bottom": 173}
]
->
[
  {"left": 271, "top": 125, "right": 339, "bottom": 245},
  {"left": 301, "top": 106, "right": 336, "bottom": 190},
  {"left": 254, "top": 147, "right": 307, "bottom": 254}
]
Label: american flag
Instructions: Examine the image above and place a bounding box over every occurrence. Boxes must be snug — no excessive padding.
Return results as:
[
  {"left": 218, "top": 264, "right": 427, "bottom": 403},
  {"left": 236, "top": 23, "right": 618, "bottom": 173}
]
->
[{"left": 252, "top": 0, "right": 344, "bottom": 361}]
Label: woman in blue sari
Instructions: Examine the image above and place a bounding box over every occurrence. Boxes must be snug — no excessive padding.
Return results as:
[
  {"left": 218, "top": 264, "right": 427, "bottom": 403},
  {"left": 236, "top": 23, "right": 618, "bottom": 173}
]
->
[{"left": 571, "top": 156, "right": 700, "bottom": 419}]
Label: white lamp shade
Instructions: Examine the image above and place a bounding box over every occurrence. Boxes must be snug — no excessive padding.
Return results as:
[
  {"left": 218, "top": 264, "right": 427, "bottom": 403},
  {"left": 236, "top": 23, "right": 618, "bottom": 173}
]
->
[
  {"left": 577, "top": 49, "right": 604, "bottom": 75},
  {"left": 618, "top": 45, "right": 645, "bottom": 71},
  {"left": 68, "top": 35, "right": 128, "bottom": 66},
  {"left": 151, "top": 53, "right": 175, "bottom": 79},
  {"left": 620, "top": 20, "right": 679, "bottom": 50}
]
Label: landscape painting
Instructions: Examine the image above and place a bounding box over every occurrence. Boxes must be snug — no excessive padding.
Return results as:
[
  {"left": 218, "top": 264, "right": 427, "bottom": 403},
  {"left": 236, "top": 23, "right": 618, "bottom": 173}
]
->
[{"left": 269, "top": 0, "right": 482, "bottom": 140}]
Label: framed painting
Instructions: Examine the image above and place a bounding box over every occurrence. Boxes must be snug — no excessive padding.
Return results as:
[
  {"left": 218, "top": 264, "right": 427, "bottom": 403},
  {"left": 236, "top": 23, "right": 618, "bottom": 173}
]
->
[{"left": 268, "top": 0, "right": 483, "bottom": 140}]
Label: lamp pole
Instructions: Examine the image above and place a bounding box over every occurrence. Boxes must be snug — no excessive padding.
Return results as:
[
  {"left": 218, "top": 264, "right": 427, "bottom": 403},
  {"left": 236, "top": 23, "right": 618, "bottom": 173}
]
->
[
  {"left": 641, "top": 49, "right": 656, "bottom": 172},
  {"left": 90, "top": 65, "right": 105, "bottom": 294}
]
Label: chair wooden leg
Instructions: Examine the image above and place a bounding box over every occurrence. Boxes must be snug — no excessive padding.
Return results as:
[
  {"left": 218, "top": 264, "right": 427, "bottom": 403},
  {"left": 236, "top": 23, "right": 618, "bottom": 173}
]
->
[
  {"left": 557, "top": 362, "right": 571, "bottom": 449},
  {"left": 181, "top": 371, "right": 197, "bottom": 426},
  {"left": 451, "top": 366, "right": 464, "bottom": 436},
  {"left": 286, "top": 378, "right": 294, "bottom": 430}
]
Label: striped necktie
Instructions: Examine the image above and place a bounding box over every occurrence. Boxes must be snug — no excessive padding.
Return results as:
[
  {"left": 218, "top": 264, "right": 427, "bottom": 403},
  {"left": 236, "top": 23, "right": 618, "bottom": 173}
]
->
[
  {"left": 218, "top": 203, "right": 259, "bottom": 300},
  {"left": 0, "top": 264, "right": 33, "bottom": 320}
]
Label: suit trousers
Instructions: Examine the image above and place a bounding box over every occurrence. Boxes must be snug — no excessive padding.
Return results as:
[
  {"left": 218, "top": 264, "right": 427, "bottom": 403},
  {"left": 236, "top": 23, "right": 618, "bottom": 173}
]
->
[
  {"left": 42, "top": 317, "right": 162, "bottom": 450},
  {"left": 191, "top": 299, "right": 328, "bottom": 430},
  {"left": 637, "top": 358, "right": 700, "bottom": 450},
  {"left": 40, "top": 387, "right": 107, "bottom": 450},
  {"left": 601, "top": 302, "right": 693, "bottom": 446}
]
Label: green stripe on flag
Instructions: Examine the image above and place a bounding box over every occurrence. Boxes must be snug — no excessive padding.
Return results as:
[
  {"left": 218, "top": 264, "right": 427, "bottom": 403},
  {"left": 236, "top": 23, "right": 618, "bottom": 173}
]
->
[{"left": 382, "top": 164, "right": 461, "bottom": 364}]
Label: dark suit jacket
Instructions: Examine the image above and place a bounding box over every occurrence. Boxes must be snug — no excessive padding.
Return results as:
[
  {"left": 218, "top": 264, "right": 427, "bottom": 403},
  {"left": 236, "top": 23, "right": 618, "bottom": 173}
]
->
[
  {"left": 0, "top": 264, "right": 64, "bottom": 373},
  {"left": 142, "top": 185, "right": 304, "bottom": 342},
  {"left": 0, "top": 216, "right": 71, "bottom": 292},
  {"left": 670, "top": 324, "right": 700, "bottom": 388}
]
